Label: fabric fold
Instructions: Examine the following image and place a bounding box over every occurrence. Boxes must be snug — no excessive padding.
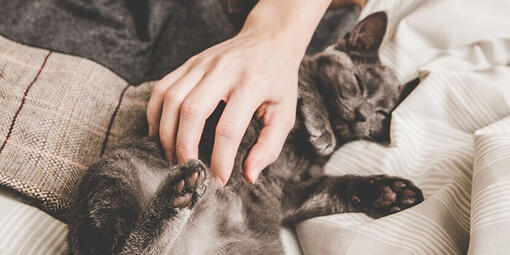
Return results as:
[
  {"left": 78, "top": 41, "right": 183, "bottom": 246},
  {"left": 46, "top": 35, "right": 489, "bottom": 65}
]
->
[
  {"left": 296, "top": 0, "right": 510, "bottom": 254},
  {"left": 469, "top": 116, "right": 510, "bottom": 255}
]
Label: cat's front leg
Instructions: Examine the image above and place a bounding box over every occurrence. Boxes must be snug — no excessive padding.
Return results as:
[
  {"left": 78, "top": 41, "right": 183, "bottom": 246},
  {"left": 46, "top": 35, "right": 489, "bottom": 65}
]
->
[
  {"left": 120, "top": 160, "right": 208, "bottom": 255},
  {"left": 282, "top": 175, "right": 423, "bottom": 223},
  {"left": 343, "top": 175, "right": 424, "bottom": 218}
]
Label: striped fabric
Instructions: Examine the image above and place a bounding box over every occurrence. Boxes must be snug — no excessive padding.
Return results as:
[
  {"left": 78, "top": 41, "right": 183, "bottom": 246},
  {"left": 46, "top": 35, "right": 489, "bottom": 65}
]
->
[
  {"left": 0, "top": 189, "right": 67, "bottom": 255},
  {"left": 0, "top": 190, "right": 303, "bottom": 255},
  {"left": 469, "top": 117, "right": 510, "bottom": 254},
  {"left": 296, "top": 0, "right": 510, "bottom": 254}
]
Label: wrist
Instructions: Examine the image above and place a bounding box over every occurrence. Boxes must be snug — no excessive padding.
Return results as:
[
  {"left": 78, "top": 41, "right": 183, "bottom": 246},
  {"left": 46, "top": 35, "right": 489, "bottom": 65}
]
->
[
  {"left": 239, "top": 0, "right": 332, "bottom": 66},
  {"left": 236, "top": 27, "right": 303, "bottom": 68}
]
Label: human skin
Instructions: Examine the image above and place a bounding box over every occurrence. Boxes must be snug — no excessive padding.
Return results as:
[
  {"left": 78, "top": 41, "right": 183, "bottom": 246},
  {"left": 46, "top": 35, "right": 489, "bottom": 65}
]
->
[{"left": 146, "top": 0, "right": 333, "bottom": 186}]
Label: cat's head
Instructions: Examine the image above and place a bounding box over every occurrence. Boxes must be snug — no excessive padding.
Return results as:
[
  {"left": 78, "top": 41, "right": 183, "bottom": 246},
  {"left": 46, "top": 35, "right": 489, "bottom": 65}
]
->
[{"left": 300, "top": 12, "right": 418, "bottom": 153}]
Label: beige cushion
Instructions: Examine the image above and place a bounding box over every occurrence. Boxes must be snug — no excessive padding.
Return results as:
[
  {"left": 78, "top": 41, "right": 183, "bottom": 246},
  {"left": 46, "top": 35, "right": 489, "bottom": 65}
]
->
[{"left": 0, "top": 36, "right": 154, "bottom": 220}]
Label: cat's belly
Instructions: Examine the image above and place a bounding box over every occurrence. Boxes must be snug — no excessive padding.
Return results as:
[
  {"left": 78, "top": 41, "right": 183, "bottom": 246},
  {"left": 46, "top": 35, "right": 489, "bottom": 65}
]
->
[
  {"left": 168, "top": 188, "right": 254, "bottom": 254},
  {"left": 132, "top": 156, "right": 169, "bottom": 204}
]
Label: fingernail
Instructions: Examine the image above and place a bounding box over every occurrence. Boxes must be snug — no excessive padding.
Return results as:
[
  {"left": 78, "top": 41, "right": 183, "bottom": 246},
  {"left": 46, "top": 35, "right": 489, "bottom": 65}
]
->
[
  {"left": 212, "top": 175, "right": 226, "bottom": 187},
  {"left": 219, "top": 173, "right": 229, "bottom": 187},
  {"left": 212, "top": 176, "right": 224, "bottom": 187},
  {"left": 248, "top": 167, "right": 260, "bottom": 184}
]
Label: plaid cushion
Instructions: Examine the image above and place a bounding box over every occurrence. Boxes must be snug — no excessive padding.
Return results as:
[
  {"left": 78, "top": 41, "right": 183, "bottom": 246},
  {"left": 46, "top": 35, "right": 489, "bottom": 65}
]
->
[{"left": 0, "top": 36, "right": 154, "bottom": 221}]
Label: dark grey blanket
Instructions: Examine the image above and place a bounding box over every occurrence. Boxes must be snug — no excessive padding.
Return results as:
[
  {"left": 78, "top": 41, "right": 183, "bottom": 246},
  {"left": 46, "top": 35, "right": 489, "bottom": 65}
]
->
[{"left": 0, "top": 0, "right": 359, "bottom": 84}]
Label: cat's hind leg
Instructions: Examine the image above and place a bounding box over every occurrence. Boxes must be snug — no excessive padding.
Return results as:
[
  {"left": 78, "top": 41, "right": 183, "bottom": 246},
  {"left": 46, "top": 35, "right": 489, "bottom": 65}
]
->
[
  {"left": 68, "top": 159, "right": 144, "bottom": 255},
  {"left": 282, "top": 174, "right": 423, "bottom": 223},
  {"left": 119, "top": 159, "right": 208, "bottom": 255}
]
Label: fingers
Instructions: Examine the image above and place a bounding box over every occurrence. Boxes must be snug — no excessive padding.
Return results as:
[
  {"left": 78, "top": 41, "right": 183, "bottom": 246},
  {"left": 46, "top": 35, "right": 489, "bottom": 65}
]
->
[
  {"left": 244, "top": 103, "right": 295, "bottom": 184},
  {"left": 147, "top": 60, "right": 191, "bottom": 137},
  {"left": 174, "top": 70, "right": 231, "bottom": 163},
  {"left": 158, "top": 67, "right": 206, "bottom": 161},
  {"left": 210, "top": 90, "right": 262, "bottom": 186},
  {"left": 147, "top": 37, "right": 299, "bottom": 189}
]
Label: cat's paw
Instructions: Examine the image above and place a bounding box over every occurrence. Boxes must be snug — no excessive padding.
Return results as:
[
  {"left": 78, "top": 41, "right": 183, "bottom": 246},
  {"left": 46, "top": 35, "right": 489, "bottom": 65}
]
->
[
  {"left": 168, "top": 160, "right": 207, "bottom": 208},
  {"left": 350, "top": 175, "right": 423, "bottom": 218}
]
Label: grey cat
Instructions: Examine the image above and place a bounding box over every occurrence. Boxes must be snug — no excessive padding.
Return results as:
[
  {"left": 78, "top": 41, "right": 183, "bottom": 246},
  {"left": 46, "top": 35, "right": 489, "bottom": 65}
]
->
[{"left": 69, "top": 12, "right": 423, "bottom": 255}]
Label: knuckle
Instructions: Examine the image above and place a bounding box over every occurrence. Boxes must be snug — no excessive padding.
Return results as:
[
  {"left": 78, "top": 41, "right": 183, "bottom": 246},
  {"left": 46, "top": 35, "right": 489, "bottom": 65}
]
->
[
  {"left": 164, "top": 91, "right": 184, "bottom": 105},
  {"left": 241, "top": 68, "right": 261, "bottom": 82},
  {"left": 239, "top": 73, "right": 265, "bottom": 95},
  {"left": 180, "top": 100, "right": 203, "bottom": 120},
  {"left": 152, "top": 83, "right": 168, "bottom": 96},
  {"left": 237, "top": 73, "right": 263, "bottom": 95},
  {"left": 213, "top": 54, "right": 229, "bottom": 66},
  {"left": 186, "top": 55, "right": 200, "bottom": 65},
  {"left": 212, "top": 53, "right": 236, "bottom": 70},
  {"left": 216, "top": 120, "right": 241, "bottom": 139}
]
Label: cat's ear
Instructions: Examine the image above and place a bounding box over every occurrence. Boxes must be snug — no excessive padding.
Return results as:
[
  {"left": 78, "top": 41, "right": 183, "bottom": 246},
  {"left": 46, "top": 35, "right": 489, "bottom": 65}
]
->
[
  {"left": 374, "top": 77, "right": 420, "bottom": 144},
  {"left": 397, "top": 77, "right": 421, "bottom": 105},
  {"left": 338, "top": 11, "right": 388, "bottom": 55}
]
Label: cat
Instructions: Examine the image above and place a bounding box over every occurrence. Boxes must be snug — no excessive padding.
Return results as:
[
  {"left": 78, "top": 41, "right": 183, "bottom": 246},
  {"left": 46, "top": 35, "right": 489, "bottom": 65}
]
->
[{"left": 68, "top": 12, "right": 423, "bottom": 255}]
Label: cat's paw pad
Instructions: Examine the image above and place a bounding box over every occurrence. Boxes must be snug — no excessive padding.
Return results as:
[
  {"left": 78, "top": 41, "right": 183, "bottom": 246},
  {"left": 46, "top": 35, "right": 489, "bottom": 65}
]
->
[
  {"left": 170, "top": 160, "right": 207, "bottom": 208},
  {"left": 351, "top": 175, "right": 423, "bottom": 217}
]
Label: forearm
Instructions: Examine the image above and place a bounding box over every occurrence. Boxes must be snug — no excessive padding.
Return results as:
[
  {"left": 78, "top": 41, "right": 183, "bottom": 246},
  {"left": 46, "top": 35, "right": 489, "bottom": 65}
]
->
[{"left": 239, "top": 0, "right": 333, "bottom": 66}]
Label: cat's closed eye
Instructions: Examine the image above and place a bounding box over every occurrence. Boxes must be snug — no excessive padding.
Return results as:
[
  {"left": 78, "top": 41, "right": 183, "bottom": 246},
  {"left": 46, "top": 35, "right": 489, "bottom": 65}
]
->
[{"left": 376, "top": 110, "right": 390, "bottom": 118}]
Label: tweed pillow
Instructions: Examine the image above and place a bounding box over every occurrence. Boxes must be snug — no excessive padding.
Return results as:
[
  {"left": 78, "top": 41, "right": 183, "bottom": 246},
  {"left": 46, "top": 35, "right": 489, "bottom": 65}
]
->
[{"left": 0, "top": 36, "right": 155, "bottom": 221}]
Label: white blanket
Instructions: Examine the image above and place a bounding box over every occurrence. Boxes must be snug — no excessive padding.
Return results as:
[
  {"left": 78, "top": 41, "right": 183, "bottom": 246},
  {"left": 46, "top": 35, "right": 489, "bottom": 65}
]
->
[
  {"left": 0, "top": 189, "right": 67, "bottom": 254},
  {"left": 296, "top": 0, "right": 510, "bottom": 254}
]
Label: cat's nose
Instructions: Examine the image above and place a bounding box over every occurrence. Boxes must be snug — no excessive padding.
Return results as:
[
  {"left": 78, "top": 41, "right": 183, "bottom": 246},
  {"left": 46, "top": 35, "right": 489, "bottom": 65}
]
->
[
  {"left": 354, "top": 108, "right": 367, "bottom": 122},
  {"left": 355, "top": 105, "right": 371, "bottom": 122}
]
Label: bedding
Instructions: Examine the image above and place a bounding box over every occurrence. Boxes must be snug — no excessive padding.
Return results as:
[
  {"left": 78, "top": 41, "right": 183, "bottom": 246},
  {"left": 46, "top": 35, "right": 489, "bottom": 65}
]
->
[
  {"left": 0, "top": 189, "right": 303, "bottom": 255},
  {"left": 0, "top": 189, "right": 67, "bottom": 254},
  {"left": 295, "top": 0, "right": 510, "bottom": 254},
  {"left": 1, "top": 0, "right": 510, "bottom": 254}
]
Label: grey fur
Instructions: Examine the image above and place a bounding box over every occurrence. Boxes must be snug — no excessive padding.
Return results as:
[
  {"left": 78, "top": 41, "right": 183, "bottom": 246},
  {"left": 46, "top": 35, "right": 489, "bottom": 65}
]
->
[{"left": 68, "top": 12, "right": 423, "bottom": 255}]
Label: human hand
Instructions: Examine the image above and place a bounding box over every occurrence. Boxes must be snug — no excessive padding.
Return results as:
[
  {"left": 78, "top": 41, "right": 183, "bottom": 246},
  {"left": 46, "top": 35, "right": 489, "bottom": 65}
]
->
[
  {"left": 147, "top": 0, "right": 332, "bottom": 186},
  {"left": 147, "top": 31, "right": 298, "bottom": 185}
]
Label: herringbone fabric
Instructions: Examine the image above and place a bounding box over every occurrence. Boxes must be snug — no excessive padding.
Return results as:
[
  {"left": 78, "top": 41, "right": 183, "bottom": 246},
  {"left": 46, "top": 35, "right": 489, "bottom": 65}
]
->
[{"left": 0, "top": 36, "right": 154, "bottom": 220}]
